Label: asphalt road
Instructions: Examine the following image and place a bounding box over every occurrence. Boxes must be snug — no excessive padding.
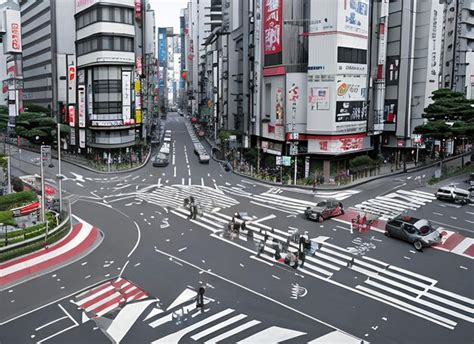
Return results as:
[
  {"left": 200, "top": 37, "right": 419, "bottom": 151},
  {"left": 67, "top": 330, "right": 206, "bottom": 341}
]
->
[{"left": 1, "top": 113, "right": 472, "bottom": 343}]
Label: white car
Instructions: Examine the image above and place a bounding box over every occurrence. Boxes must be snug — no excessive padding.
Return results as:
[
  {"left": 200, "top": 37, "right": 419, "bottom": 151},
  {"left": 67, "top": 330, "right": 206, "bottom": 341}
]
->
[{"left": 160, "top": 143, "right": 171, "bottom": 155}]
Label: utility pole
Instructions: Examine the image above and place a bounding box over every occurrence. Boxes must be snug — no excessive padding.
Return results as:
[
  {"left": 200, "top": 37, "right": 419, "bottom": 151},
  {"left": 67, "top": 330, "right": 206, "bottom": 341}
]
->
[{"left": 57, "top": 123, "right": 63, "bottom": 215}]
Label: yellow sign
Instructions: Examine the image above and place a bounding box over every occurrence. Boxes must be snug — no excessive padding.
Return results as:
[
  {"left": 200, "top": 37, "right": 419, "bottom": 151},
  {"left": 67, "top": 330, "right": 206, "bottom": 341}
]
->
[
  {"left": 134, "top": 80, "right": 141, "bottom": 93},
  {"left": 135, "top": 109, "right": 142, "bottom": 124}
]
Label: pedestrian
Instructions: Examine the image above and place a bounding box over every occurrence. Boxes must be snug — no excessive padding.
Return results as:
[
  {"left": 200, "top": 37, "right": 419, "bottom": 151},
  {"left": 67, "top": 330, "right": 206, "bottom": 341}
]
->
[
  {"left": 196, "top": 286, "right": 205, "bottom": 310},
  {"left": 241, "top": 221, "right": 246, "bottom": 232},
  {"left": 347, "top": 257, "right": 354, "bottom": 268},
  {"left": 312, "top": 178, "right": 317, "bottom": 192},
  {"left": 192, "top": 204, "right": 198, "bottom": 220},
  {"left": 247, "top": 226, "right": 253, "bottom": 240}
]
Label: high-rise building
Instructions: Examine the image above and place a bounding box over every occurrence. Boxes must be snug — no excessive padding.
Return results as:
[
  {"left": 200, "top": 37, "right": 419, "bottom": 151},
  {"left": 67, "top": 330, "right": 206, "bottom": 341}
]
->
[
  {"left": 20, "top": 0, "right": 75, "bottom": 116},
  {"left": 74, "top": 0, "right": 153, "bottom": 159}
]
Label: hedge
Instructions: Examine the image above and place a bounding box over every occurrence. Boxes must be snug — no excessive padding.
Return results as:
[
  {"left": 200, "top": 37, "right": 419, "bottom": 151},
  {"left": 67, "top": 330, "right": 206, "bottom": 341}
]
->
[
  {"left": 0, "top": 210, "right": 16, "bottom": 226},
  {"left": 0, "top": 191, "right": 38, "bottom": 211}
]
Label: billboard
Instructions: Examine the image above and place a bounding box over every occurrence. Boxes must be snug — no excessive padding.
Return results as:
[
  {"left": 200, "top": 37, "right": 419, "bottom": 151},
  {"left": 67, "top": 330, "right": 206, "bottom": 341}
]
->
[
  {"left": 308, "top": 135, "right": 366, "bottom": 154},
  {"left": 336, "top": 101, "right": 367, "bottom": 122},
  {"left": 309, "top": 87, "right": 330, "bottom": 110},
  {"left": 285, "top": 73, "right": 307, "bottom": 133},
  {"left": 78, "top": 87, "right": 86, "bottom": 128},
  {"left": 336, "top": 76, "right": 366, "bottom": 101},
  {"left": 263, "top": 0, "right": 282, "bottom": 55},
  {"left": 79, "top": 129, "right": 86, "bottom": 148},
  {"left": 68, "top": 105, "right": 75, "bottom": 127},
  {"left": 122, "top": 71, "right": 131, "bottom": 124},
  {"left": 339, "top": 0, "right": 369, "bottom": 36},
  {"left": 4, "top": 9, "right": 22, "bottom": 53}
]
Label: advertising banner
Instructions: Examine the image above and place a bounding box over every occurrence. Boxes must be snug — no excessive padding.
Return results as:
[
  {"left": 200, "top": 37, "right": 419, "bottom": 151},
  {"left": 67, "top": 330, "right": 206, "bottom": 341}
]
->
[
  {"left": 263, "top": 0, "right": 282, "bottom": 55},
  {"left": 78, "top": 87, "right": 86, "bottom": 128},
  {"left": 309, "top": 136, "right": 364, "bottom": 153},
  {"left": 340, "top": 0, "right": 369, "bottom": 36},
  {"left": 336, "top": 101, "right": 367, "bottom": 122},
  {"left": 68, "top": 64, "right": 76, "bottom": 104},
  {"left": 79, "top": 129, "right": 86, "bottom": 148},
  {"left": 309, "top": 0, "right": 336, "bottom": 33},
  {"left": 308, "top": 87, "right": 330, "bottom": 111},
  {"left": 285, "top": 73, "right": 307, "bottom": 133},
  {"left": 135, "top": 0, "right": 142, "bottom": 20},
  {"left": 70, "top": 129, "right": 76, "bottom": 146},
  {"left": 4, "top": 9, "right": 22, "bottom": 53},
  {"left": 135, "top": 109, "right": 142, "bottom": 124},
  {"left": 68, "top": 105, "right": 75, "bottom": 127},
  {"left": 122, "top": 71, "right": 131, "bottom": 124},
  {"left": 336, "top": 77, "right": 366, "bottom": 101}
]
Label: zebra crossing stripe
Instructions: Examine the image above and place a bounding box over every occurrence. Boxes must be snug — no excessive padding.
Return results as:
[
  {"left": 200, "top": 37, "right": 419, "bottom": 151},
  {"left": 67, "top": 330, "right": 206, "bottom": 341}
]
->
[
  {"left": 151, "top": 308, "right": 235, "bottom": 343},
  {"left": 237, "top": 326, "right": 306, "bottom": 343},
  {"left": 203, "top": 320, "right": 261, "bottom": 344},
  {"left": 260, "top": 193, "right": 315, "bottom": 206},
  {"left": 191, "top": 314, "right": 248, "bottom": 340},
  {"left": 308, "top": 330, "right": 363, "bottom": 343}
]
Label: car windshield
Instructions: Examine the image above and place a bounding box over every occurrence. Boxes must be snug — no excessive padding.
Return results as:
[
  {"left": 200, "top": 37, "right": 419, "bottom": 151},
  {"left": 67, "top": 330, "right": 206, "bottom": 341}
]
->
[
  {"left": 156, "top": 153, "right": 167, "bottom": 160},
  {"left": 316, "top": 202, "right": 327, "bottom": 207}
]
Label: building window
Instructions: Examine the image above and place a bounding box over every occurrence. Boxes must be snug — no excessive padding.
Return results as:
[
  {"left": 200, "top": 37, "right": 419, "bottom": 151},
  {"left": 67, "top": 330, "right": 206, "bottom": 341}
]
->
[
  {"left": 92, "top": 66, "right": 122, "bottom": 115},
  {"left": 77, "top": 35, "right": 134, "bottom": 56},
  {"left": 386, "top": 56, "right": 400, "bottom": 85},
  {"left": 337, "top": 47, "right": 367, "bottom": 64},
  {"left": 76, "top": 6, "right": 134, "bottom": 30}
]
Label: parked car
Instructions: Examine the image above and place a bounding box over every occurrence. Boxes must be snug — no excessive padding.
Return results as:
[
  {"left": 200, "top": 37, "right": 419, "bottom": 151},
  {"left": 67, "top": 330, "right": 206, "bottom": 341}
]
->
[
  {"left": 384, "top": 215, "right": 442, "bottom": 251},
  {"left": 153, "top": 153, "right": 169, "bottom": 167},
  {"left": 160, "top": 143, "right": 171, "bottom": 155},
  {"left": 435, "top": 185, "right": 472, "bottom": 205},
  {"left": 305, "top": 200, "right": 344, "bottom": 222},
  {"left": 198, "top": 153, "right": 210, "bottom": 164}
]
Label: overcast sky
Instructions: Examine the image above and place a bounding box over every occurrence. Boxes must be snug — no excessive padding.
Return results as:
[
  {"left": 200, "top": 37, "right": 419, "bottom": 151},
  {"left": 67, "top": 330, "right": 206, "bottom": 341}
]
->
[{"left": 149, "top": 0, "right": 188, "bottom": 32}]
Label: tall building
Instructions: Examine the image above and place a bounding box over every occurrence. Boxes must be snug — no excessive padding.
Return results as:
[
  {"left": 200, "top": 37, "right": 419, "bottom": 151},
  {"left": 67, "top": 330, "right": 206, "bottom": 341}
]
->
[
  {"left": 19, "top": 0, "right": 75, "bottom": 117},
  {"left": 368, "top": 0, "right": 445, "bottom": 165},
  {"left": 441, "top": 0, "right": 474, "bottom": 99},
  {"left": 74, "top": 0, "right": 153, "bottom": 159}
]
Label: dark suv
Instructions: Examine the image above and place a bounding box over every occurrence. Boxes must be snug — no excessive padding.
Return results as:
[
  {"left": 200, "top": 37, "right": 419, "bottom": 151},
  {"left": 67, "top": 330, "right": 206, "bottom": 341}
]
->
[
  {"left": 385, "top": 215, "right": 441, "bottom": 251},
  {"left": 305, "top": 200, "right": 344, "bottom": 222}
]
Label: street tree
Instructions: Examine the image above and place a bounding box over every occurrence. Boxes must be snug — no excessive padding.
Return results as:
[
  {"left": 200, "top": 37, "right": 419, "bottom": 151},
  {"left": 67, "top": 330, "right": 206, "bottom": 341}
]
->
[{"left": 414, "top": 89, "right": 474, "bottom": 139}]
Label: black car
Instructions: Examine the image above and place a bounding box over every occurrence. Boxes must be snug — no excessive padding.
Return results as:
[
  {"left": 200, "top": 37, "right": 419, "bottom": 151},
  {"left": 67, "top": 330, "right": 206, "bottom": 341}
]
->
[
  {"left": 153, "top": 153, "right": 169, "bottom": 167},
  {"left": 385, "top": 215, "right": 441, "bottom": 251},
  {"left": 305, "top": 200, "right": 344, "bottom": 222}
]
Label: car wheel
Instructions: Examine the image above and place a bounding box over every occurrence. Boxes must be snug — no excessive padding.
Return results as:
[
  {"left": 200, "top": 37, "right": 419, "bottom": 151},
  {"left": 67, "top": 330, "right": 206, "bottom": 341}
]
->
[
  {"left": 384, "top": 230, "right": 390, "bottom": 237},
  {"left": 318, "top": 215, "right": 324, "bottom": 222},
  {"left": 414, "top": 240, "right": 423, "bottom": 251}
]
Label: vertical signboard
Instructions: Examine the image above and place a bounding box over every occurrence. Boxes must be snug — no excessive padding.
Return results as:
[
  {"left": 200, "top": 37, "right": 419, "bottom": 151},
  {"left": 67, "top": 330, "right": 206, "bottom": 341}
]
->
[
  {"left": 135, "top": 0, "right": 142, "bottom": 20},
  {"left": 68, "top": 63, "right": 76, "bottom": 104},
  {"left": 4, "top": 9, "right": 22, "bottom": 53},
  {"left": 263, "top": 0, "right": 282, "bottom": 55},
  {"left": 68, "top": 105, "right": 75, "bottom": 127},
  {"left": 338, "top": 0, "right": 369, "bottom": 36},
  {"left": 285, "top": 73, "right": 307, "bottom": 134},
  {"left": 122, "top": 71, "right": 131, "bottom": 124},
  {"left": 79, "top": 129, "right": 86, "bottom": 148},
  {"left": 78, "top": 87, "right": 86, "bottom": 127}
]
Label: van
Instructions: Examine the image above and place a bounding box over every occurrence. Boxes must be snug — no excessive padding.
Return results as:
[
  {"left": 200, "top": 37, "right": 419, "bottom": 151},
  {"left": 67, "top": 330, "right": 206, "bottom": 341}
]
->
[
  {"left": 198, "top": 153, "right": 210, "bottom": 164},
  {"left": 435, "top": 185, "right": 472, "bottom": 205}
]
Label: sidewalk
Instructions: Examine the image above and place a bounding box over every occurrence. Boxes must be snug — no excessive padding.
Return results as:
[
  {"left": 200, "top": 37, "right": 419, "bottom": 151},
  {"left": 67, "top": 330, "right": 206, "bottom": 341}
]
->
[
  {"left": 0, "top": 216, "right": 102, "bottom": 289},
  {"left": 199, "top": 132, "right": 472, "bottom": 191}
]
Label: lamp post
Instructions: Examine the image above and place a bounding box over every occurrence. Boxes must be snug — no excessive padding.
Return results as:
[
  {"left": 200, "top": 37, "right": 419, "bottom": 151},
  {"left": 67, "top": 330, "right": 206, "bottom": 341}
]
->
[{"left": 56, "top": 123, "right": 64, "bottom": 216}]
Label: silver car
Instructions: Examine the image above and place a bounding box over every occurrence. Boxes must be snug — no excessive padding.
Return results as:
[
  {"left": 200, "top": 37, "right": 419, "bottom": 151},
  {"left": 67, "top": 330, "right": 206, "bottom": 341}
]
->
[{"left": 385, "top": 216, "right": 442, "bottom": 251}]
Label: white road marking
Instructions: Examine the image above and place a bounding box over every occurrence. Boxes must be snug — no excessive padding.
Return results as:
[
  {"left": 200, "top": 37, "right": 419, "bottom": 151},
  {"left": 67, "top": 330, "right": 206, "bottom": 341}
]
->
[
  {"left": 35, "top": 316, "right": 68, "bottom": 331},
  {"left": 178, "top": 247, "right": 187, "bottom": 252},
  {"left": 188, "top": 178, "right": 192, "bottom": 186},
  {"left": 36, "top": 304, "right": 80, "bottom": 343},
  {"left": 253, "top": 214, "right": 276, "bottom": 224},
  {"left": 272, "top": 275, "right": 281, "bottom": 280},
  {"left": 201, "top": 178, "right": 205, "bottom": 186},
  {"left": 191, "top": 314, "right": 248, "bottom": 341},
  {"left": 433, "top": 212, "right": 443, "bottom": 216},
  {"left": 174, "top": 166, "right": 177, "bottom": 177},
  {"left": 203, "top": 320, "right": 261, "bottom": 344}
]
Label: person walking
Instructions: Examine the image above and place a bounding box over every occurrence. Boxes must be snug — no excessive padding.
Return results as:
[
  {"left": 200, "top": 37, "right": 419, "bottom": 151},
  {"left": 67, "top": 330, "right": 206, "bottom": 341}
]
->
[{"left": 196, "top": 286, "right": 206, "bottom": 310}]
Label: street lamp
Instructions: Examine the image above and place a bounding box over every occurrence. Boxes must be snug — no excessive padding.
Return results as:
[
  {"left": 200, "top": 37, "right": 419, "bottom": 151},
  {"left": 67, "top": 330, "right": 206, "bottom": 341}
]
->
[{"left": 56, "top": 123, "right": 65, "bottom": 216}]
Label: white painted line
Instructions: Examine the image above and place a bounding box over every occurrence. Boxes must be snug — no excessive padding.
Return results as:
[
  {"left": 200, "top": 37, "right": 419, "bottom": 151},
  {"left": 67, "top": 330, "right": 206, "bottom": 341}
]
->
[
  {"left": 173, "top": 166, "right": 177, "bottom": 177},
  {"left": 451, "top": 238, "right": 474, "bottom": 255},
  {"left": 191, "top": 314, "right": 248, "bottom": 340},
  {"left": 188, "top": 178, "right": 192, "bottom": 186},
  {"left": 237, "top": 326, "right": 306, "bottom": 344},
  {"left": 433, "top": 212, "right": 443, "bottom": 216},
  {"left": 465, "top": 220, "right": 474, "bottom": 224},
  {"left": 127, "top": 222, "right": 142, "bottom": 258},
  {"left": 178, "top": 247, "right": 187, "bottom": 252},
  {"left": 253, "top": 214, "right": 276, "bottom": 224},
  {"left": 107, "top": 300, "right": 156, "bottom": 343},
  {"left": 272, "top": 275, "right": 280, "bottom": 280},
  {"left": 201, "top": 178, "right": 204, "bottom": 187},
  {"left": 204, "top": 320, "right": 261, "bottom": 344},
  {"left": 152, "top": 309, "right": 235, "bottom": 343},
  {"left": 249, "top": 255, "right": 274, "bottom": 266},
  {"left": 35, "top": 316, "right": 68, "bottom": 331},
  {"left": 308, "top": 330, "right": 362, "bottom": 343},
  {"left": 181, "top": 178, "right": 184, "bottom": 185}
]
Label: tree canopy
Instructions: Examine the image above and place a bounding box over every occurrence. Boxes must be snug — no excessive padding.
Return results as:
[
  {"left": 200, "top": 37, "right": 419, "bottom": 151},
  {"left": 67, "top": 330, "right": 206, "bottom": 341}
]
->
[
  {"left": 414, "top": 89, "right": 474, "bottom": 139},
  {"left": 14, "top": 112, "right": 57, "bottom": 144}
]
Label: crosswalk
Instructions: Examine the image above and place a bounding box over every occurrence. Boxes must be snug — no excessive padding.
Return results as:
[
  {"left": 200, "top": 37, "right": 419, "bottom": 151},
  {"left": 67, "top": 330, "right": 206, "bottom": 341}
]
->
[
  {"left": 171, "top": 207, "right": 473, "bottom": 330},
  {"left": 73, "top": 278, "right": 150, "bottom": 318},
  {"left": 352, "top": 189, "right": 436, "bottom": 220},
  {"left": 142, "top": 288, "right": 359, "bottom": 343}
]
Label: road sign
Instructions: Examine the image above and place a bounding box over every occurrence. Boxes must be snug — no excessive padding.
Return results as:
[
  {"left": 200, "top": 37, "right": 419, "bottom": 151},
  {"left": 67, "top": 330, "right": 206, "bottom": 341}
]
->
[{"left": 289, "top": 143, "right": 298, "bottom": 156}]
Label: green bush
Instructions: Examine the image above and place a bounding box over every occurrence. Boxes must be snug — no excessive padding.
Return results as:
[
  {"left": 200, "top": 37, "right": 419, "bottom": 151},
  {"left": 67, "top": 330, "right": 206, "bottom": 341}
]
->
[
  {"left": 11, "top": 177, "right": 25, "bottom": 192},
  {"left": 22, "top": 103, "right": 49, "bottom": 113},
  {"left": 0, "top": 191, "right": 38, "bottom": 211},
  {"left": 0, "top": 210, "right": 16, "bottom": 226}
]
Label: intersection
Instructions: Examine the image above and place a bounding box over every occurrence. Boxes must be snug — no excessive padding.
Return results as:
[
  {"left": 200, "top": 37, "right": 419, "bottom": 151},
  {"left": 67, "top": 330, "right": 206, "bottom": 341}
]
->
[{"left": 1, "top": 113, "right": 472, "bottom": 343}]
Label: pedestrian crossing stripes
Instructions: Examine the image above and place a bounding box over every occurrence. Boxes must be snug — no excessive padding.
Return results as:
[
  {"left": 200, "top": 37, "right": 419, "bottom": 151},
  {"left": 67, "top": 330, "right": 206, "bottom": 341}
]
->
[
  {"left": 312, "top": 189, "right": 361, "bottom": 201},
  {"left": 353, "top": 189, "right": 436, "bottom": 220},
  {"left": 73, "top": 278, "right": 150, "bottom": 318},
  {"left": 171, "top": 207, "right": 473, "bottom": 329},
  {"left": 142, "top": 288, "right": 357, "bottom": 343}
]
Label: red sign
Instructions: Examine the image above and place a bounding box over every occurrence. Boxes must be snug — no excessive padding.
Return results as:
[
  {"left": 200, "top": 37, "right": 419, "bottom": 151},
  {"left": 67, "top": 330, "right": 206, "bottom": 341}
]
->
[
  {"left": 135, "top": 56, "right": 143, "bottom": 76},
  {"left": 11, "top": 23, "right": 20, "bottom": 50},
  {"left": 69, "top": 66, "right": 76, "bottom": 81},
  {"left": 135, "top": 0, "right": 142, "bottom": 20},
  {"left": 263, "top": 0, "right": 282, "bottom": 55},
  {"left": 69, "top": 105, "right": 75, "bottom": 127}
]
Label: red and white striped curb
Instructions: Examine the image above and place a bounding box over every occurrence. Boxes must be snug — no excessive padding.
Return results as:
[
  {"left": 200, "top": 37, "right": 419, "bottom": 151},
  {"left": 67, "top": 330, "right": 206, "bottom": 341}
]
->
[{"left": 0, "top": 218, "right": 99, "bottom": 285}]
